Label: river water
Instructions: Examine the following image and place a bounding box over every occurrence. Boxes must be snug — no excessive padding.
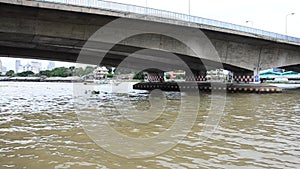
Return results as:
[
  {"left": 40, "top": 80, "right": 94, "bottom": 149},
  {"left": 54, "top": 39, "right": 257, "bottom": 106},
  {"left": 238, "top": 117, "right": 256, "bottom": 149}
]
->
[{"left": 0, "top": 82, "right": 299, "bottom": 169}]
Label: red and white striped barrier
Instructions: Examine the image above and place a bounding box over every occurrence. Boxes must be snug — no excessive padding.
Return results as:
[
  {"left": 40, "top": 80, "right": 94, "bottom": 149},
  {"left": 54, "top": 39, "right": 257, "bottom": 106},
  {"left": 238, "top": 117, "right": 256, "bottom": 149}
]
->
[
  {"left": 185, "top": 75, "right": 207, "bottom": 81},
  {"left": 233, "top": 75, "right": 254, "bottom": 82},
  {"left": 147, "top": 75, "right": 164, "bottom": 82}
]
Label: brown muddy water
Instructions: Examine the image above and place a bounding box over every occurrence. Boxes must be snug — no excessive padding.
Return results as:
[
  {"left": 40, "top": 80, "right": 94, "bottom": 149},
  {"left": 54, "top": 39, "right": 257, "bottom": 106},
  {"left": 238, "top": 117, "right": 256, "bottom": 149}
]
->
[{"left": 0, "top": 82, "right": 299, "bottom": 168}]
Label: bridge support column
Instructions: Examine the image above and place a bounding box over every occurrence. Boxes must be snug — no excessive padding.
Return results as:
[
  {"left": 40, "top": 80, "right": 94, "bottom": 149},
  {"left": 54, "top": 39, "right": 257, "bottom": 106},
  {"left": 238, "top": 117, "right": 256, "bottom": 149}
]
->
[
  {"left": 185, "top": 71, "right": 207, "bottom": 81},
  {"left": 145, "top": 71, "right": 165, "bottom": 82},
  {"left": 253, "top": 67, "right": 261, "bottom": 83}
]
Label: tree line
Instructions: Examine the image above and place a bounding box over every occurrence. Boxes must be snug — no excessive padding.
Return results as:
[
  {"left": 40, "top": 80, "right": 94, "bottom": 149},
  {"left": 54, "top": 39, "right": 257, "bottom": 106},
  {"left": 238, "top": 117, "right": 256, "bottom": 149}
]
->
[
  {"left": 3, "top": 66, "right": 145, "bottom": 80},
  {"left": 3, "top": 66, "right": 96, "bottom": 77}
]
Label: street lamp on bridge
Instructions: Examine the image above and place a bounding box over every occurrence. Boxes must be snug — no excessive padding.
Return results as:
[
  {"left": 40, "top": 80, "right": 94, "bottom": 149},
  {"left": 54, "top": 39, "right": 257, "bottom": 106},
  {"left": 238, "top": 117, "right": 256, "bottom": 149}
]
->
[
  {"left": 285, "top": 12, "right": 295, "bottom": 35},
  {"left": 145, "top": 0, "right": 148, "bottom": 15},
  {"left": 246, "top": 20, "right": 253, "bottom": 27}
]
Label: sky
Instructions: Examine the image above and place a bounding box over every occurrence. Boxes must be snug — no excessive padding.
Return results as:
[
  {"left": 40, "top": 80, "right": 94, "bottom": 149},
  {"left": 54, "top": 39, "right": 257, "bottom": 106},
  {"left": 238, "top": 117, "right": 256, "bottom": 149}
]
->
[
  {"left": 109, "top": 0, "right": 300, "bottom": 37},
  {"left": 1, "top": 0, "right": 299, "bottom": 72}
]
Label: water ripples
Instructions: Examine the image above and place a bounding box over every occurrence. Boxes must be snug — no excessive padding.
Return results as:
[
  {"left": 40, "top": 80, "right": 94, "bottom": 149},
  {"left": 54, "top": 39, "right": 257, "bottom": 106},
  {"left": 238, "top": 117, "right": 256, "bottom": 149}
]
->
[{"left": 0, "top": 82, "right": 299, "bottom": 168}]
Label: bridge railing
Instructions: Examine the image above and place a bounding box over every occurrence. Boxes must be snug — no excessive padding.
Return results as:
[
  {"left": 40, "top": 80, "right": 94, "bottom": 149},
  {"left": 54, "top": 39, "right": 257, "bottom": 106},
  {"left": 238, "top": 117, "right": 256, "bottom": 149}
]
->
[{"left": 34, "top": 0, "right": 300, "bottom": 43}]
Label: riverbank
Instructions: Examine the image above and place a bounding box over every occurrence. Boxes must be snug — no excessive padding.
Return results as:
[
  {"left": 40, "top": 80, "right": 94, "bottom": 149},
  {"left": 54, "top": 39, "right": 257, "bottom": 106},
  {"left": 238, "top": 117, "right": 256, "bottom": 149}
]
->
[
  {"left": 2, "top": 77, "right": 300, "bottom": 91},
  {"left": 0, "top": 76, "right": 83, "bottom": 83}
]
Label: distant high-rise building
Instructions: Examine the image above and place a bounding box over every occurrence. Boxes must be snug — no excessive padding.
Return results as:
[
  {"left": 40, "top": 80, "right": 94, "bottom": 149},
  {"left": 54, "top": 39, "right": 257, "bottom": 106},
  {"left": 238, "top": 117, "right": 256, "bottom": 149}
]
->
[
  {"left": 2, "top": 66, "right": 7, "bottom": 75},
  {"left": 47, "top": 62, "right": 55, "bottom": 70},
  {"left": 15, "top": 60, "right": 22, "bottom": 73},
  {"left": 0, "top": 59, "right": 2, "bottom": 75},
  {"left": 23, "top": 63, "right": 33, "bottom": 72},
  {"left": 31, "top": 61, "right": 42, "bottom": 74}
]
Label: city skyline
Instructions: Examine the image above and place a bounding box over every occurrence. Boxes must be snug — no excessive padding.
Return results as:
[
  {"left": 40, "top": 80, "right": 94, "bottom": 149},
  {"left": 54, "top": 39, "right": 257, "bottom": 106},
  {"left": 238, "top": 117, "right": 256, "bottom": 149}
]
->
[{"left": 0, "top": 57, "right": 74, "bottom": 74}]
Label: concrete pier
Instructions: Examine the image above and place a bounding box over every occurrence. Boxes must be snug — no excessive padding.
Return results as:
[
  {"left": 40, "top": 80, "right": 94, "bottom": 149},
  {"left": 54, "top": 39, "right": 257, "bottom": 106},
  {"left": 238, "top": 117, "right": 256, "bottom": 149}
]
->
[{"left": 133, "top": 82, "right": 282, "bottom": 93}]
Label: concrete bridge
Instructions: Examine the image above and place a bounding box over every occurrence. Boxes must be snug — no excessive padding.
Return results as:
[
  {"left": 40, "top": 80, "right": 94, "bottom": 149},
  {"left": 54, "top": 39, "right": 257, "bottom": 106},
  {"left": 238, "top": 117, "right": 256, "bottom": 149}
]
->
[{"left": 0, "top": 0, "right": 299, "bottom": 82}]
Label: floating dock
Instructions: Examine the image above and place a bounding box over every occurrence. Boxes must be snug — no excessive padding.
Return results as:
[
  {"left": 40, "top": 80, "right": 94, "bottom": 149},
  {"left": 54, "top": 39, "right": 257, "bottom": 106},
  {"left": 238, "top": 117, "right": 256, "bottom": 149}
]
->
[{"left": 133, "top": 82, "right": 282, "bottom": 93}]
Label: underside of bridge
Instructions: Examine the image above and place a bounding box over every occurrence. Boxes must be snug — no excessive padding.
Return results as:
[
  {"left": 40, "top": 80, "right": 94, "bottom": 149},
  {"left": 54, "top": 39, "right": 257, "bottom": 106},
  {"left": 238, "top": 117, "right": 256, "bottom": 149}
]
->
[
  {"left": 280, "top": 64, "right": 300, "bottom": 72},
  {"left": 0, "top": 2, "right": 248, "bottom": 72}
]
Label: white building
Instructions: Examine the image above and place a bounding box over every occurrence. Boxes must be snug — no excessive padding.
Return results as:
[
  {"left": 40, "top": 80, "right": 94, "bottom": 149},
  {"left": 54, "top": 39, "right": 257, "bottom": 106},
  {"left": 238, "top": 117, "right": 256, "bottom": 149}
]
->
[
  {"left": 93, "top": 66, "right": 109, "bottom": 80},
  {"left": 206, "top": 69, "right": 233, "bottom": 83},
  {"left": 23, "top": 63, "right": 33, "bottom": 72},
  {"left": 15, "top": 61, "right": 42, "bottom": 74}
]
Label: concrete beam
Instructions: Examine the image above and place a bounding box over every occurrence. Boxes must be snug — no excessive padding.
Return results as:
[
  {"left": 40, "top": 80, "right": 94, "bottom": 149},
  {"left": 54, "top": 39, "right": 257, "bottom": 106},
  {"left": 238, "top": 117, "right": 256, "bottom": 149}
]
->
[
  {"left": 2, "top": 0, "right": 299, "bottom": 46},
  {"left": 280, "top": 64, "right": 300, "bottom": 72}
]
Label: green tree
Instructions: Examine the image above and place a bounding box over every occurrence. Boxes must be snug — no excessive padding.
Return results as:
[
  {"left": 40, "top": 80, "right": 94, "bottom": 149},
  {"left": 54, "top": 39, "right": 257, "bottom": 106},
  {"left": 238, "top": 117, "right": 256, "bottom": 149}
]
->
[
  {"left": 165, "top": 73, "right": 170, "bottom": 79},
  {"left": 39, "top": 70, "right": 51, "bottom": 77},
  {"left": 175, "top": 74, "right": 185, "bottom": 79},
  {"left": 16, "top": 71, "right": 34, "bottom": 77},
  {"left": 50, "top": 67, "right": 71, "bottom": 77},
  {"left": 84, "top": 66, "right": 95, "bottom": 75},
  {"left": 74, "top": 67, "right": 85, "bottom": 76},
  {"left": 115, "top": 68, "right": 134, "bottom": 75},
  {"left": 133, "top": 72, "right": 145, "bottom": 80},
  {"left": 5, "top": 70, "right": 15, "bottom": 77},
  {"left": 106, "top": 73, "right": 114, "bottom": 78},
  {"left": 69, "top": 66, "right": 75, "bottom": 75}
]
